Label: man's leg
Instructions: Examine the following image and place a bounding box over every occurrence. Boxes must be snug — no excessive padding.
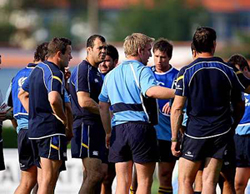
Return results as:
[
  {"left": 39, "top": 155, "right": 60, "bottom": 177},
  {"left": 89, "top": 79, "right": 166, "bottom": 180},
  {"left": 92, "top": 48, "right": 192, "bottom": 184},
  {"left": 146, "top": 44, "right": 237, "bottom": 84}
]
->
[
  {"left": 101, "top": 163, "right": 115, "bottom": 194},
  {"left": 79, "top": 157, "right": 104, "bottom": 194},
  {"left": 14, "top": 165, "right": 37, "bottom": 194},
  {"left": 202, "top": 157, "right": 223, "bottom": 194},
  {"left": 130, "top": 165, "right": 138, "bottom": 194},
  {"left": 193, "top": 170, "right": 203, "bottom": 194},
  {"left": 235, "top": 167, "right": 250, "bottom": 194},
  {"left": 115, "top": 161, "right": 133, "bottom": 194},
  {"left": 135, "top": 162, "right": 155, "bottom": 194},
  {"left": 158, "top": 161, "right": 176, "bottom": 194},
  {"left": 37, "top": 157, "right": 62, "bottom": 194},
  {"left": 178, "top": 157, "right": 201, "bottom": 194},
  {"left": 219, "top": 166, "right": 236, "bottom": 194}
]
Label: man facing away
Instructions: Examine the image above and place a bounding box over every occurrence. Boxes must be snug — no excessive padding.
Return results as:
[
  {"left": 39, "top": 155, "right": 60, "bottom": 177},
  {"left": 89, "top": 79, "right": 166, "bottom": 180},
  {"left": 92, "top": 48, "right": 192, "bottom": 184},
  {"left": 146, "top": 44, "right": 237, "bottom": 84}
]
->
[
  {"left": 171, "top": 27, "right": 243, "bottom": 194},
  {"left": 69, "top": 34, "right": 107, "bottom": 194},
  {"left": 18, "top": 37, "right": 73, "bottom": 194},
  {"left": 151, "top": 38, "right": 179, "bottom": 194},
  {"left": 98, "top": 33, "right": 175, "bottom": 194}
]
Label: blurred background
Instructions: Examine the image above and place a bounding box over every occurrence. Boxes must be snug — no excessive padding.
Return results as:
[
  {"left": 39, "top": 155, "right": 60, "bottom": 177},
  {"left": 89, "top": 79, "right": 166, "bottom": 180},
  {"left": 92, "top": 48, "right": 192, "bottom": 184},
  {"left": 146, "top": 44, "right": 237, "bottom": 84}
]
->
[{"left": 0, "top": 0, "right": 250, "bottom": 193}]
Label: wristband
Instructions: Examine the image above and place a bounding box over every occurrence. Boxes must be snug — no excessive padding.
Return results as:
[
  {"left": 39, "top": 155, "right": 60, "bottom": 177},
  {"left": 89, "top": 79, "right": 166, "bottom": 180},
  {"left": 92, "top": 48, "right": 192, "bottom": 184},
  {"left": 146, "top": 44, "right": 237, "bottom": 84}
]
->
[{"left": 171, "top": 138, "right": 178, "bottom": 142}]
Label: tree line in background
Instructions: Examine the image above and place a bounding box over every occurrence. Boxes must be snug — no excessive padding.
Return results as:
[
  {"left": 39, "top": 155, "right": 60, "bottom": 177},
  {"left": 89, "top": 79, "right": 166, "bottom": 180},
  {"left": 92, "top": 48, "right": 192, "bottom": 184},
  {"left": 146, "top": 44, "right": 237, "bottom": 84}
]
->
[{"left": 0, "top": 0, "right": 249, "bottom": 58}]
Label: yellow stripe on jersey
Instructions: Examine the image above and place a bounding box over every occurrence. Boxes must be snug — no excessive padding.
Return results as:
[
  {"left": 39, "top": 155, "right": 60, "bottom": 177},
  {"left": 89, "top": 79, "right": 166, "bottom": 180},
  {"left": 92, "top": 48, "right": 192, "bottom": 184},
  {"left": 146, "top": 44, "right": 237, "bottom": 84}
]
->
[
  {"left": 82, "top": 143, "right": 89, "bottom": 149},
  {"left": 50, "top": 144, "right": 59, "bottom": 150},
  {"left": 176, "top": 75, "right": 184, "bottom": 82},
  {"left": 53, "top": 76, "right": 62, "bottom": 84},
  {"left": 236, "top": 71, "right": 242, "bottom": 75}
]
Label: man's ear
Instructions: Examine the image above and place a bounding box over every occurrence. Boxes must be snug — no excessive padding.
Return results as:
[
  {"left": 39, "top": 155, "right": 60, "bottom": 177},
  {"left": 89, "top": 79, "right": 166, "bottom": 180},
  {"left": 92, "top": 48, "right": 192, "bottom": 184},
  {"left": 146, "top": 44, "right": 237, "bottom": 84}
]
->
[
  {"left": 114, "top": 59, "right": 118, "bottom": 66},
  {"left": 138, "top": 47, "right": 143, "bottom": 56},
  {"left": 87, "top": 47, "right": 92, "bottom": 54}
]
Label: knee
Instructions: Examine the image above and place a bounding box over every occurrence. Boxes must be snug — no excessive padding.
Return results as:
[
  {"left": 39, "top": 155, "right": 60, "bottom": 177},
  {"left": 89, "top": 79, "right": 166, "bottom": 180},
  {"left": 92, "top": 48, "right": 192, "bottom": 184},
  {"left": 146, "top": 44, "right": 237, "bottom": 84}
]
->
[
  {"left": 235, "top": 180, "right": 247, "bottom": 192},
  {"left": 88, "top": 170, "right": 104, "bottom": 184}
]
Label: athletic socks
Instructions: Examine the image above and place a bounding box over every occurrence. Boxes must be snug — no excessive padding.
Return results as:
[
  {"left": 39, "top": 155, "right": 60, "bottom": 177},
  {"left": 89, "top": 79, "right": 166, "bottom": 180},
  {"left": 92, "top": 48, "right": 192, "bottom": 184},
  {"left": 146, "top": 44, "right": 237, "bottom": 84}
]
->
[
  {"left": 130, "top": 186, "right": 136, "bottom": 194},
  {"left": 158, "top": 186, "right": 173, "bottom": 194},
  {"left": 193, "top": 192, "right": 201, "bottom": 194}
]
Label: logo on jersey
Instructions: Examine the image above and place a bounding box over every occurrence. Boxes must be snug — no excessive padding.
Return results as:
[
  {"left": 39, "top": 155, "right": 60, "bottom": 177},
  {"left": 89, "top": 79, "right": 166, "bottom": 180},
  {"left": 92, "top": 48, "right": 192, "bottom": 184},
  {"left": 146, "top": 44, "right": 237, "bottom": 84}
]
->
[
  {"left": 18, "top": 77, "right": 27, "bottom": 88},
  {"left": 156, "top": 81, "right": 165, "bottom": 86},
  {"left": 92, "top": 151, "right": 99, "bottom": 156}
]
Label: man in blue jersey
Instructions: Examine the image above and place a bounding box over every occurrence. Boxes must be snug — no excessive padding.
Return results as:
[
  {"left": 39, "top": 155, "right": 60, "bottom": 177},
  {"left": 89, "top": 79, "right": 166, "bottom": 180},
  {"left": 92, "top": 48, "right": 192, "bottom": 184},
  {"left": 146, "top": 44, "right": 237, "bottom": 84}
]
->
[
  {"left": 171, "top": 27, "right": 243, "bottom": 194},
  {"left": 18, "top": 37, "right": 72, "bottom": 194},
  {"left": 228, "top": 54, "right": 250, "bottom": 194},
  {"left": 99, "top": 33, "right": 175, "bottom": 194},
  {"left": 99, "top": 44, "right": 119, "bottom": 194},
  {"left": 7, "top": 42, "right": 48, "bottom": 194},
  {"left": 151, "top": 38, "right": 179, "bottom": 194},
  {"left": 69, "top": 34, "right": 107, "bottom": 194}
]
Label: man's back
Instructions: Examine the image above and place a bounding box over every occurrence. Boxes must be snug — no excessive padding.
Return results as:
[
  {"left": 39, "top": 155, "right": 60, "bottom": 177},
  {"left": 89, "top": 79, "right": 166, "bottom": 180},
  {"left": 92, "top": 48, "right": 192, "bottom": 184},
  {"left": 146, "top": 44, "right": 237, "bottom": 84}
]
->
[
  {"left": 100, "top": 60, "right": 157, "bottom": 126},
  {"left": 176, "top": 57, "right": 241, "bottom": 137}
]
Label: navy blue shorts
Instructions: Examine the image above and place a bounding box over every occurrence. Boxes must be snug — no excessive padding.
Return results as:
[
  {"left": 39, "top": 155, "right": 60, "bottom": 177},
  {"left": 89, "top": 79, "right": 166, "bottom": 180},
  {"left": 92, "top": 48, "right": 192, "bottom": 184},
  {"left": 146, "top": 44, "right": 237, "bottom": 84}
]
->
[
  {"left": 18, "top": 129, "right": 35, "bottom": 171},
  {"left": 30, "top": 135, "right": 67, "bottom": 168},
  {"left": 158, "top": 140, "right": 178, "bottom": 162},
  {"left": 221, "top": 135, "right": 236, "bottom": 171},
  {"left": 109, "top": 122, "right": 158, "bottom": 163},
  {"left": 0, "top": 140, "right": 5, "bottom": 171},
  {"left": 234, "top": 134, "right": 250, "bottom": 167},
  {"left": 181, "top": 133, "right": 229, "bottom": 161},
  {"left": 71, "top": 121, "right": 107, "bottom": 162}
]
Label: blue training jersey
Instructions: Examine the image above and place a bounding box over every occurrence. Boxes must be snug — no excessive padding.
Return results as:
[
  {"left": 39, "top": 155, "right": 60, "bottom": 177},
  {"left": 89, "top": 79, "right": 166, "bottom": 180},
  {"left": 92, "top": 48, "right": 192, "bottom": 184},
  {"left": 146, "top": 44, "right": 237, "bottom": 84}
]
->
[
  {"left": 151, "top": 65, "right": 178, "bottom": 141},
  {"left": 9, "top": 63, "right": 36, "bottom": 133},
  {"left": 236, "top": 93, "right": 250, "bottom": 135},
  {"left": 99, "top": 60, "right": 157, "bottom": 127}
]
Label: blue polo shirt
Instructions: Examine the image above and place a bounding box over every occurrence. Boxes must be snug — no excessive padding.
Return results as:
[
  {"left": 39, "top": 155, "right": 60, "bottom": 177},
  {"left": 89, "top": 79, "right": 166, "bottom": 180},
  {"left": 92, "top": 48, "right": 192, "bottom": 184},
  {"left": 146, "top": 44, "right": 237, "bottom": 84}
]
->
[
  {"left": 69, "top": 60, "right": 103, "bottom": 127},
  {"left": 175, "top": 57, "right": 242, "bottom": 138},
  {"left": 151, "top": 65, "right": 178, "bottom": 141},
  {"left": 22, "top": 61, "right": 66, "bottom": 139},
  {"left": 98, "top": 60, "right": 157, "bottom": 127}
]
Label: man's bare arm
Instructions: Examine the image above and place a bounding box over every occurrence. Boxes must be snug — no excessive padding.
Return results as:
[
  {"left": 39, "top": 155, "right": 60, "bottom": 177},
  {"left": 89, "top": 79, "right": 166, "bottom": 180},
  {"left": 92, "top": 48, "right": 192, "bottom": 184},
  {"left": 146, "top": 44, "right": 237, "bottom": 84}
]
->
[
  {"left": 170, "top": 95, "right": 186, "bottom": 157},
  {"left": 77, "top": 91, "right": 99, "bottom": 114},
  {"left": 146, "top": 86, "right": 175, "bottom": 99},
  {"left": 99, "top": 101, "right": 112, "bottom": 148},
  {"left": 18, "top": 88, "right": 29, "bottom": 112},
  {"left": 65, "top": 102, "right": 73, "bottom": 141},
  {"left": 48, "top": 91, "right": 67, "bottom": 126}
]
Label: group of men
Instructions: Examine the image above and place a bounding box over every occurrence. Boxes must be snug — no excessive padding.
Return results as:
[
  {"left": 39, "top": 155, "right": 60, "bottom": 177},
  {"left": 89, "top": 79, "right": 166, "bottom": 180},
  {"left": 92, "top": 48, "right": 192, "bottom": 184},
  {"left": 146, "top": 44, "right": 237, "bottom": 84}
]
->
[{"left": 0, "top": 26, "right": 249, "bottom": 194}]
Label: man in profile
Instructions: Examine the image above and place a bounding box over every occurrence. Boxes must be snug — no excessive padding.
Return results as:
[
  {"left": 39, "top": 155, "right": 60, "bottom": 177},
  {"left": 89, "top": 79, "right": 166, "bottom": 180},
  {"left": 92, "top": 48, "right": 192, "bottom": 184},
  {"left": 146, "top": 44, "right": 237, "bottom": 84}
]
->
[{"left": 19, "top": 37, "right": 73, "bottom": 193}]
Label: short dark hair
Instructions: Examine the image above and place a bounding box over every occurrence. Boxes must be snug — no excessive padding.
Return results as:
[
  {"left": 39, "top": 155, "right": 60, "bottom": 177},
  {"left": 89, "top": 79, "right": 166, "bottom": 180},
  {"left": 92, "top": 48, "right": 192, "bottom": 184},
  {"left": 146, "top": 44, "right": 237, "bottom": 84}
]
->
[
  {"left": 106, "top": 44, "right": 119, "bottom": 61},
  {"left": 34, "top": 42, "right": 48, "bottom": 62},
  {"left": 153, "top": 38, "right": 173, "bottom": 59},
  {"left": 47, "top": 37, "right": 72, "bottom": 57},
  {"left": 228, "top": 54, "right": 250, "bottom": 71},
  {"left": 87, "top": 35, "right": 106, "bottom": 48},
  {"left": 192, "top": 27, "right": 216, "bottom": 53}
]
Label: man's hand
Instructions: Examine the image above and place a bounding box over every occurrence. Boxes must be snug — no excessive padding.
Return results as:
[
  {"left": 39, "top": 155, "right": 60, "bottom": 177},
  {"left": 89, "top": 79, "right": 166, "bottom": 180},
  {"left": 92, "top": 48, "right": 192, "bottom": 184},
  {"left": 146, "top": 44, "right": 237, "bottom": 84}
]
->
[
  {"left": 162, "top": 102, "right": 171, "bottom": 115},
  {"left": 106, "top": 133, "right": 111, "bottom": 149},
  {"left": 65, "top": 127, "right": 73, "bottom": 143},
  {"left": 171, "top": 141, "right": 181, "bottom": 157}
]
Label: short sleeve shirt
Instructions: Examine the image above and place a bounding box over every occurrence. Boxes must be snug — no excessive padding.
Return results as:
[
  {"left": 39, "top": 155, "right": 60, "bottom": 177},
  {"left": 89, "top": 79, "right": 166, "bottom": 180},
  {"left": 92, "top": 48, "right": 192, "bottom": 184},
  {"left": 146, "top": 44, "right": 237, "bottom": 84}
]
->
[
  {"left": 69, "top": 60, "right": 103, "bottom": 127},
  {"left": 22, "top": 61, "right": 65, "bottom": 139},
  {"left": 175, "top": 57, "right": 242, "bottom": 138}
]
